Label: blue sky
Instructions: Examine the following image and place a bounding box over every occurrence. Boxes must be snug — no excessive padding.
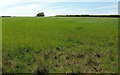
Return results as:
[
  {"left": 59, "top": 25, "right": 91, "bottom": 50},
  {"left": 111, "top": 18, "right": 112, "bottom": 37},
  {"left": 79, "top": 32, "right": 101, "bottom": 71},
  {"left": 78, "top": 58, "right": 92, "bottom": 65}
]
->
[{"left": 0, "top": 0, "right": 119, "bottom": 16}]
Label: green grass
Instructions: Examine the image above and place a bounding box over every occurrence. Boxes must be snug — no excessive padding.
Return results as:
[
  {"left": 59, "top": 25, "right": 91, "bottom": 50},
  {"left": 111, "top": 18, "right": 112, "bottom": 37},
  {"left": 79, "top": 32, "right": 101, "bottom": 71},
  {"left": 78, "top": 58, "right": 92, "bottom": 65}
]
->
[{"left": 2, "top": 17, "right": 118, "bottom": 73}]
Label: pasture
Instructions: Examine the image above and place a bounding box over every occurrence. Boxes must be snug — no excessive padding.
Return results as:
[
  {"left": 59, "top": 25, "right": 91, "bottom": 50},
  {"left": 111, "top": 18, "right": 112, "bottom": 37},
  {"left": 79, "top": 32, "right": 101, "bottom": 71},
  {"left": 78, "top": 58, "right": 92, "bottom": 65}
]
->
[{"left": 2, "top": 17, "right": 118, "bottom": 73}]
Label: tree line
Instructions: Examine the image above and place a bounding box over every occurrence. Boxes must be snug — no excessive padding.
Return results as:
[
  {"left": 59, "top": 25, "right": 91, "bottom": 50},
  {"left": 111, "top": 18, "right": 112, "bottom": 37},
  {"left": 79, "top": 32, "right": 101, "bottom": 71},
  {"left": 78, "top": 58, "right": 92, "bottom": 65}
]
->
[
  {"left": 1, "top": 12, "right": 120, "bottom": 17},
  {"left": 55, "top": 15, "right": 120, "bottom": 17}
]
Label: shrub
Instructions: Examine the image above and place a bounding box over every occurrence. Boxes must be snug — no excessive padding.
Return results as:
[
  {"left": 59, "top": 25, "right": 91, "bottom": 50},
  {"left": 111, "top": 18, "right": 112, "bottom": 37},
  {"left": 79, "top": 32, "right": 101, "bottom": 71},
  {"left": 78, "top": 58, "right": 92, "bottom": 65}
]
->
[{"left": 36, "top": 12, "right": 45, "bottom": 17}]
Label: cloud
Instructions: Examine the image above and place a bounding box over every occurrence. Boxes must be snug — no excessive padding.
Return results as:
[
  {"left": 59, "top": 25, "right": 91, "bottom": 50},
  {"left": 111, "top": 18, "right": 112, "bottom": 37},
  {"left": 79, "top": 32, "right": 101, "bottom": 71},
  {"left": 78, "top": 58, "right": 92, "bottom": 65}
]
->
[
  {"left": 1, "top": 3, "right": 47, "bottom": 16},
  {"left": 90, "top": 4, "right": 118, "bottom": 15},
  {"left": 95, "top": 5, "right": 118, "bottom": 9},
  {"left": 107, "top": 10, "right": 118, "bottom": 14}
]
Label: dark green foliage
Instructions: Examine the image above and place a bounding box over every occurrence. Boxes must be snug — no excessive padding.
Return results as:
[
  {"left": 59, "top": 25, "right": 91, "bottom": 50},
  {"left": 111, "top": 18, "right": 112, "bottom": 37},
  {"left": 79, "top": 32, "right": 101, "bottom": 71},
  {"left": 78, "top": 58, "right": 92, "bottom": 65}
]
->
[
  {"left": 36, "top": 12, "right": 45, "bottom": 17},
  {"left": 1, "top": 16, "right": 11, "bottom": 17},
  {"left": 55, "top": 15, "right": 120, "bottom": 17}
]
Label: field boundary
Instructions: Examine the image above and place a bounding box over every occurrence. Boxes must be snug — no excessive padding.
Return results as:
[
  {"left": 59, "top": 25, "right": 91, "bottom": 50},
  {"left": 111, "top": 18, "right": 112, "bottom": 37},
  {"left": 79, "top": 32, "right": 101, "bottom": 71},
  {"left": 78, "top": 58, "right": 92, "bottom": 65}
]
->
[
  {"left": 0, "top": 17, "right": 2, "bottom": 74},
  {"left": 118, "top": 1, "right": 120, "bottom": 73}
]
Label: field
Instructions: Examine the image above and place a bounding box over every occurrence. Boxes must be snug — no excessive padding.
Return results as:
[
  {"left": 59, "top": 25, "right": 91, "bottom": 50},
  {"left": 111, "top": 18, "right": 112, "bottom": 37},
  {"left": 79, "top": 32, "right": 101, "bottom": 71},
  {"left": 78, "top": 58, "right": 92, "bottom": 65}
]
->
[{"left": 2, "top": 17, "right": 118, "bottom": 73}]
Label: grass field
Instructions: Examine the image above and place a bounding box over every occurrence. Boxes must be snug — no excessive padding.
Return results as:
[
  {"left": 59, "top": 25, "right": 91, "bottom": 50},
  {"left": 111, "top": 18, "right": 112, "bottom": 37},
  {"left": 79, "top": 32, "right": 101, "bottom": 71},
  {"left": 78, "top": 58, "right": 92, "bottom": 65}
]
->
[{"left": 2, "top": 17, "right": 118, "bottom": 73}]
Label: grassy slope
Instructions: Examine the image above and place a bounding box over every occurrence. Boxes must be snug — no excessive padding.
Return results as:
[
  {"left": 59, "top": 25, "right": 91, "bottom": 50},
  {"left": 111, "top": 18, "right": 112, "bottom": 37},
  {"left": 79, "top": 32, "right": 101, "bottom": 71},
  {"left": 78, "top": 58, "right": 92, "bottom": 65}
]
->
[{"left": 2, "top": 17, "right": 118, "bottom": 73}]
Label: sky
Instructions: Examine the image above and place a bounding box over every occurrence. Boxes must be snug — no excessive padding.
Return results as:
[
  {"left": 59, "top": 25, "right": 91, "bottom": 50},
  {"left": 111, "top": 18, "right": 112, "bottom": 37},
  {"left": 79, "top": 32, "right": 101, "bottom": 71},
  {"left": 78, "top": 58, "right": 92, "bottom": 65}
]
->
[{"left": 0, "top": 0, "right": 119, "bottom": 16}]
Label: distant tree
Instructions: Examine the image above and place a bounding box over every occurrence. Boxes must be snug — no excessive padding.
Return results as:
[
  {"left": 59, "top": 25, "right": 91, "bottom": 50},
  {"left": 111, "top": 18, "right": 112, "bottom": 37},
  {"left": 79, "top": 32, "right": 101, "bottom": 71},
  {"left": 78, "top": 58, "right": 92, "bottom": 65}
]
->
[
  {"left": 36, "top": 12, "right": 45, "bottom": 17},
  {"left": 1, "top": 16, "right": 11, "bottom": 17}
]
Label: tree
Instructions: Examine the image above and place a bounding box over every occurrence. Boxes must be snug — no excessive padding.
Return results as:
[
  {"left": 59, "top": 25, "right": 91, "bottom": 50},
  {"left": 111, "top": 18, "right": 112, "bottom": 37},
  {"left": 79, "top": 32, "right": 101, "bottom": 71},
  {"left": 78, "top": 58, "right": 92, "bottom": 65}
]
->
[{"left": 36, "top": 12, "right": 45, "bottom": 17}]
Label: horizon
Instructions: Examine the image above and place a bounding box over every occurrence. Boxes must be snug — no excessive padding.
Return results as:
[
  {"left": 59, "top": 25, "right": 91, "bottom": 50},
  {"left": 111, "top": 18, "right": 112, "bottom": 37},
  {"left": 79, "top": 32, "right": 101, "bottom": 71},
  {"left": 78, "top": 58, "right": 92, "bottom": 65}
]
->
[{"left": 0, "top": 14, "right": 119, "bottom": 17}]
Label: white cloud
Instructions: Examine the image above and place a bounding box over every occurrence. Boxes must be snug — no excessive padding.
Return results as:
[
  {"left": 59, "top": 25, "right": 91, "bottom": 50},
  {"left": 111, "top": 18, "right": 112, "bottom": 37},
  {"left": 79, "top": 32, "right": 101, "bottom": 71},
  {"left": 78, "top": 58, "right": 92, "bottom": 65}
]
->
[
  {"left": 107, "top": 10, "right": 118, "bottom": 14},
  {"left": 90, "top": 4, "right": 118, "bottom": 15},
  {"left": 1, "top": 3, "right": 46, "bottom": 16},
  {"left": 95, "top": 5, "right": 118, "bottom": 9}
]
